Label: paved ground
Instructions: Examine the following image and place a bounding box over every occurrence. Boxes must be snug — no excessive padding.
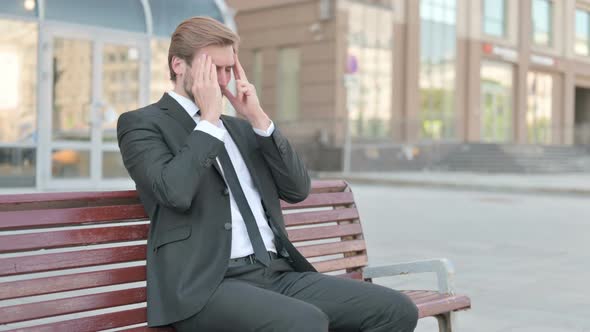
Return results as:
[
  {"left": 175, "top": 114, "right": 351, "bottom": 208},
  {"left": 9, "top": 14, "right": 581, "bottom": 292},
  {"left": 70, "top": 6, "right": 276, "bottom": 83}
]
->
[
  {"left": 317, "top": 172, "right": 590, "bottom": 196},
  {"left": 349, "top": 183, "right": 590, "bottom": 332}
]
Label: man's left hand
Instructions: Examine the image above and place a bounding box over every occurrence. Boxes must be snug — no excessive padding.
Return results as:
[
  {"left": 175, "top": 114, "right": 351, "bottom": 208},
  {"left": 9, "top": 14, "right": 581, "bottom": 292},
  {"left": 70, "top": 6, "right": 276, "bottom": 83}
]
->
[{"left": 222, "top": 53, "right": 271, "bottom": 131}]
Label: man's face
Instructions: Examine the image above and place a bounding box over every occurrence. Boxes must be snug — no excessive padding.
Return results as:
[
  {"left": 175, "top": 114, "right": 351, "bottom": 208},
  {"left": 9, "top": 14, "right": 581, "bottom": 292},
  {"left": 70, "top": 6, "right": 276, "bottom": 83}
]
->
[{"left": 182, "top": 45, "right": 235, "bottom": 102}]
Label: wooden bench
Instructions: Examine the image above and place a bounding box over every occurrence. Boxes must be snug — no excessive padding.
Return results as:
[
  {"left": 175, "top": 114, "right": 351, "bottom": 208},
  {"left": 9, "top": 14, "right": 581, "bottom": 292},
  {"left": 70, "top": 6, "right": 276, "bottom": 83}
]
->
[{"left": 0, "top": 180, "right": 470, "bottom": 331}]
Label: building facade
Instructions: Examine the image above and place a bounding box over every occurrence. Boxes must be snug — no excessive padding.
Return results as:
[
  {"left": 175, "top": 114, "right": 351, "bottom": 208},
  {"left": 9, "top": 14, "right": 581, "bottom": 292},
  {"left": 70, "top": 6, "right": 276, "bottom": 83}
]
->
[
  {"left": 0, "top": 0, "right": 234, "bottom": 191},
  {"left": 227, "top": 0, "right": 590, "bottom": 170}
]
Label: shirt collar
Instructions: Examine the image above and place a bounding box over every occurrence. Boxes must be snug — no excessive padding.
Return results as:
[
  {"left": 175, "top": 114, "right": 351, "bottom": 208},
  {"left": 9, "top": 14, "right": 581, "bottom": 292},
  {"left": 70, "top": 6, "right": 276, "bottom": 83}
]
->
[{"left": 167, "top": 90, "right": 200, "bottom": 118}]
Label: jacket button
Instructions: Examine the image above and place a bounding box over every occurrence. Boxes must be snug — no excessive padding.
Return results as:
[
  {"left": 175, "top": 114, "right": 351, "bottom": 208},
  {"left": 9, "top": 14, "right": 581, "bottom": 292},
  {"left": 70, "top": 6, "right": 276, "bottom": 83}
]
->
[
  {"left": 222, "top": 188, "right": 230, "bottom": 196},
  {"left": 224, "top": 222, "right": 232, "bottom": 230}
]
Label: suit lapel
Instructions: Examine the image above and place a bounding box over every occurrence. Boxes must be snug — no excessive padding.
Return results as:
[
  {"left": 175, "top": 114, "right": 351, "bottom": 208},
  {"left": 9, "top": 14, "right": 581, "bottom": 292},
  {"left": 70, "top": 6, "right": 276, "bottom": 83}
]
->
[
  {"left": 221, "top": 115, "right": 265, "bottom": 195},
  {"left": 157, "top": 93, "right": 222, "bottom": 175}
]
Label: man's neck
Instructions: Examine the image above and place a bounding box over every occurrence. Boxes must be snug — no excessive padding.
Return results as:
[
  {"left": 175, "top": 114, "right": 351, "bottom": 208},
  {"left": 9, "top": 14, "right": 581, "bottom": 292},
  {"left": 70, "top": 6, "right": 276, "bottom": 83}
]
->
[{"left": 172, "top": 85, "right": 191, "bottom": 101}]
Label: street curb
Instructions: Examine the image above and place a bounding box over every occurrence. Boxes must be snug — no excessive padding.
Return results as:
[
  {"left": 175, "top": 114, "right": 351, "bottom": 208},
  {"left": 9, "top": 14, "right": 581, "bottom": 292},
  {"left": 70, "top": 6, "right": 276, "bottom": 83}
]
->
[{"left": 314, "top": 172, "right": 590, "bottom": 197}]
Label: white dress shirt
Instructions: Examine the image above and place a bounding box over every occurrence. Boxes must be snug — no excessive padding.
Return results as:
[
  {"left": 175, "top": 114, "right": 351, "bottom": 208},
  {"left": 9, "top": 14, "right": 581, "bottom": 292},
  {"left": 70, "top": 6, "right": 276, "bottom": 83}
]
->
[{"left": 166, "top": 91, "right": 277, "bottom": 258}]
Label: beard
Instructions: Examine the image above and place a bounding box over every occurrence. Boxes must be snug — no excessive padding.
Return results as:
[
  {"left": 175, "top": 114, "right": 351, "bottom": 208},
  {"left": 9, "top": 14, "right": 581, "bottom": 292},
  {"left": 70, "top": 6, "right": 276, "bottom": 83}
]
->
[{"left": 182, "top": 66, "right": 195, "bottom": 102}]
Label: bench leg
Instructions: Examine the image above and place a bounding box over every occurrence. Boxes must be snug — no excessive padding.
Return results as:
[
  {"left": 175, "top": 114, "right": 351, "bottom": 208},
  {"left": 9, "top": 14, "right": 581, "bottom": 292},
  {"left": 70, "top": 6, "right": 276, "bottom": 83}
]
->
[{"left": 435, "top": 312, "right": 454, "bottom": 332}]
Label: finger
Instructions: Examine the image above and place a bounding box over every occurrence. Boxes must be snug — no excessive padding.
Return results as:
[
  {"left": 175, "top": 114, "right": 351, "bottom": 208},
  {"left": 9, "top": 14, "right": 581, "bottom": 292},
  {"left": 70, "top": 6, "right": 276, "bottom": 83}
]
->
[
  {"left": 233, "top": 53, "right": 248, "bottom": 82},
  {"left": 191, "top": 56, "right": 201, "bottom": 87},
  {"left": 237, "top": 86, "right": 244, "bottom": 101},
  {"left": 244, "top": 84, "right": 254, "bottom": 96},
  {"left": 210, "top": 61, "right": 217, "bottom": 84},
  {"left": 204, "top": 54, "right": 211, "bottom": 82}
]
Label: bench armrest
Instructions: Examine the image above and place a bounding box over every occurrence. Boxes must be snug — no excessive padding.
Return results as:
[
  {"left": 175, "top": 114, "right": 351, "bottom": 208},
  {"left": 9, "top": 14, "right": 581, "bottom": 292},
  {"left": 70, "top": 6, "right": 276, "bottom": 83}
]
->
[{"left": 362, "top": 258, "right": 456, "bottom": 294}]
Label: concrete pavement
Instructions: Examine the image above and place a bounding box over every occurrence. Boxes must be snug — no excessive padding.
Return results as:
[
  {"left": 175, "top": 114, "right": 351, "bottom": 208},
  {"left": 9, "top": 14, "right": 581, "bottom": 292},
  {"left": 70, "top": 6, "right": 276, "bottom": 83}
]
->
[{"left": 316, "top": 171, "right": 590, "bottom": 196}]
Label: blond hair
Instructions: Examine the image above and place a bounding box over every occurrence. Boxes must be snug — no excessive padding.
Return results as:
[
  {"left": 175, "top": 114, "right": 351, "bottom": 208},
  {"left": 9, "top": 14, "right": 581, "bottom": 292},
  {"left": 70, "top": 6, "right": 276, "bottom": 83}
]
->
[{"left": 168, "top": 16, "right": 240, "bottom": 81}]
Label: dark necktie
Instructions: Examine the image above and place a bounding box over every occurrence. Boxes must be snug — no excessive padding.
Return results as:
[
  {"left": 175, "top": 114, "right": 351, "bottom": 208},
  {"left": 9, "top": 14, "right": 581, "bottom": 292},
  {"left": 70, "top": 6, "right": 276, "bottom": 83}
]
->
[{"left": 217, "top": 146, "right": 271, "bottom": 266}]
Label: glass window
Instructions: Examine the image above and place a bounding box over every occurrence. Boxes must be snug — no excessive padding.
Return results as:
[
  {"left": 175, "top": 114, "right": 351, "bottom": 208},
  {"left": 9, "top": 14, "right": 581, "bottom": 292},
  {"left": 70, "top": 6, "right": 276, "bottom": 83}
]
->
[
  {"left": 45, "top": 0, "right": 146, "bottom": 32},
  {"left": 420, "top": 0, "right": 457, "bottom": 140},
  {"left": 101, "top": 43, "right": 141, "bottom": 142},
  {"left": 526, "top": 71, "right": 553, "bottom": 144},
  {"left": 480, "top": 61, "right": 513, "bottom": 142},
  {"left": 277, "top": 48, "right": 300, "bottom": 122},
  {"left": 103, "top": 151, "right": 128, "bottom": 178},
  {"left": 149, "top": 0, "right": 223, "bottom": 37},
  {"left": 346, "top": 1, "right": 393, "bottom": 139},
  {"left": 0, "top": 0, "right": 38, "bottom": 18},
  {"left": 0, "top": 19, "right": 38, "bottom": 188},
  {"left": 532, "top": 0, "right": 553, "bottom": 47},
  {"left": 575, "top": 8, "right": 590, "bottom": 56},
  {"left": 51, "top": 149, "right": 90, "bottom": 178},
  {"left": 150, "top": 38, "right": 174, "bottom": 103},
  {"left": 52, "top": 37, "right": 92, "bottom": 141},
  {"left": 483, "top": 0, "right": 506, "bottom": 37}
]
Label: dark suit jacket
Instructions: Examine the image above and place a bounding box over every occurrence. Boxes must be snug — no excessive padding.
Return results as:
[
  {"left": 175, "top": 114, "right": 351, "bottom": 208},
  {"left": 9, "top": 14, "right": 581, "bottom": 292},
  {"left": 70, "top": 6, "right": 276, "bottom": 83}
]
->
[{"left": 117, "top": 93, "right": 317, "bottom": 327}]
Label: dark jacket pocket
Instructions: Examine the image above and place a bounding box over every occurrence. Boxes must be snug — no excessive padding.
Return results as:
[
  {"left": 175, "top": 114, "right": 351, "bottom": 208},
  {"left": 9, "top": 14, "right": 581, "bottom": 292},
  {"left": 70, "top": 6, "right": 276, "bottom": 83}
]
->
[{"left": 154, "top": 225, "right": 191, "bottom": 252}]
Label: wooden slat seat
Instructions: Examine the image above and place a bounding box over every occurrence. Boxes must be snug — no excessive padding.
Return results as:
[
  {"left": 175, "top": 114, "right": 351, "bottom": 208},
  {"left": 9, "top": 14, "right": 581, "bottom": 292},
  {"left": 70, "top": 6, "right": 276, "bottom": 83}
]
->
[{"left": 0, "top": 180, "right": 470, "bottom": 331}]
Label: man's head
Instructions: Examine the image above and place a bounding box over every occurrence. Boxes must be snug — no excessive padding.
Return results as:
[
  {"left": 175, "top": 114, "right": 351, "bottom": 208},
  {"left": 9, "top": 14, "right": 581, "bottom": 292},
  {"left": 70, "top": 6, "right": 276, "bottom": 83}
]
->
[{"left": 168, "top": 16, "right": 240, "bottom": 101}]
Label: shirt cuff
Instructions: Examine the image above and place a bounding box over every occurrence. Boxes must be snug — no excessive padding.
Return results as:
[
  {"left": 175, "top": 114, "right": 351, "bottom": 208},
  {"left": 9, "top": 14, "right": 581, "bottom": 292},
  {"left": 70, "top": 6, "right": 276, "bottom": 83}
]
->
[
  {"left": 195, "top": 120, "right": 226, "bottom": 141},
  {"left": 253, "top": 121, "right": 275, "bottom": 137}
]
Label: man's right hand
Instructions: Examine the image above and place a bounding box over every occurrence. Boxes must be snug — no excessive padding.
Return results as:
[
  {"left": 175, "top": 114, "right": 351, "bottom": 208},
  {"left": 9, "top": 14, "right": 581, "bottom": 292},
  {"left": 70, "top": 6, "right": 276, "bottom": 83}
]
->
[{"left": 192, "top": 53, "right": 222, "bottom": 124}]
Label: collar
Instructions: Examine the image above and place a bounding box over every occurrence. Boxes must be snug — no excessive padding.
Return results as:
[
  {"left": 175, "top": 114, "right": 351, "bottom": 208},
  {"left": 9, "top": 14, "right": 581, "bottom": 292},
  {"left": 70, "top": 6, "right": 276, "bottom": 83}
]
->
[{"left": 167, "top": 90, "right": 200, "bottom": 118}]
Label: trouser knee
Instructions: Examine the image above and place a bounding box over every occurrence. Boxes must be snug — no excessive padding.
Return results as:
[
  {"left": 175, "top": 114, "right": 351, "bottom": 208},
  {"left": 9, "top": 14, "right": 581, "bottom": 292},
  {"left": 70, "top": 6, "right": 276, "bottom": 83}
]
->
[{"left": 283, "top": 305, "right": 329, "bottom": 332}]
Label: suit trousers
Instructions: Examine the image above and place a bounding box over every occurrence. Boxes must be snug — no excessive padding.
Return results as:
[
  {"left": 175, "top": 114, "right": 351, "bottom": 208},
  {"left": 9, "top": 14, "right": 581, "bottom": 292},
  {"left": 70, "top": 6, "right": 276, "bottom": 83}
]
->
[{"left": 171, "top": 257, "right": 419, "bottom": 332}]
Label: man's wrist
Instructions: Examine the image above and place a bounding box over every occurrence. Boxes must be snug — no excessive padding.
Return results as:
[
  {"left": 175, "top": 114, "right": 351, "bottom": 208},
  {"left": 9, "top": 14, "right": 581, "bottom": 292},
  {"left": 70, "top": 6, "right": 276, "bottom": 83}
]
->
[{"left": 248, "top": 109, "right": 271, "bottom": 131}]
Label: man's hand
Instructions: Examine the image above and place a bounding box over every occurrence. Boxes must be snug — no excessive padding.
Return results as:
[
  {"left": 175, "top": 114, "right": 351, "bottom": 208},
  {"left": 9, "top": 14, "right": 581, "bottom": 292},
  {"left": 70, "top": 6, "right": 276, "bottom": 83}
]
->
[
  {"left": 192, "top": 53, "right": 223, "bottom": 124},
  {"left": 222, "top": 53, "right": 271, "bottom": 131}
]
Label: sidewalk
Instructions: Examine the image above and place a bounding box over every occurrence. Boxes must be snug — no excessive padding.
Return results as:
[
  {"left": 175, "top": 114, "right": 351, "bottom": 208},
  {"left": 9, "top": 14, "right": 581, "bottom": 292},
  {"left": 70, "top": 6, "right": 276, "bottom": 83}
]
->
[{"left": 315, "top": 171, "right": 590, "bottom": 196}]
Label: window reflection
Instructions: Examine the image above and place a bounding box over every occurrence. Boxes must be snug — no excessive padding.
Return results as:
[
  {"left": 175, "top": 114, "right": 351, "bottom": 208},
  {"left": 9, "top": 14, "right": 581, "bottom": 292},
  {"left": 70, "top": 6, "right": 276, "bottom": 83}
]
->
[
  {"left": 52, "top": 37, "right": 92, "bottom": 141},
  {"left": 483, "top": 0, "right": 506, "bottom": 37},
  {"left": 101, "top": 43, "right": 140, "bottom": 142},
  {"left": 481, "top": 61, "right": 513, "bottom": 142},
  {"left": 0, "top": 19, "right": 37, "bottom": 187},
  {"left": 150, "top": 38, "right": 174, "bottom": 103},
  {"left": 103, "top": 151, "right": 127, "bottom": 178},
  {"left": 51, "top": 149, "right": 90, "bottom": 178},
  {"left": 532, "top": 0, "right": 553, "bottom": 47},
  {"left": 527, "top": 71, "right": 553, "bottom": 144},
  {"left": 420, "top": 0, "right": 456, "bottom": 140},
  {"left": 575, "top": 9, "right": 590, "bottom": 56},
  {"left": 0, "top": 19, "right": 37, "bottom": 143},
  {"left": 346, "top": 1, "right": 393, "bottom": 139}
]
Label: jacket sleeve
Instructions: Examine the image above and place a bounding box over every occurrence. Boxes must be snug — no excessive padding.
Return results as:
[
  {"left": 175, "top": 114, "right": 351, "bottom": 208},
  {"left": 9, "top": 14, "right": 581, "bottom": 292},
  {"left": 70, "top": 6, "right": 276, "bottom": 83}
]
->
[
  {"left": 255, "top": 126, "right": 311, "bottom": 203},
  {"left": 117, "top": 111, "right": 224, "bottom": 212}
]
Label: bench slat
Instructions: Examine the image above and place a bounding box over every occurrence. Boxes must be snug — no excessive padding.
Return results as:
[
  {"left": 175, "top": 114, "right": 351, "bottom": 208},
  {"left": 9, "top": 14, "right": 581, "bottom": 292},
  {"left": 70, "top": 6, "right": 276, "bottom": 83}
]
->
[
  {"left": 283, "top": 208, "right": 359, "bottom": 227},
  {"left": 0, "top": 205, "right": 148, "bottom": 231},
  {"left": 0, "top": 245, "right": 146, "bottom": 277},
  {"left": 4, "top": 307, "right": 149, "bottom": 332},
  {"left": 402, "top": 291, "right": 471, "bottom": 318},
  {"left": 0, "top": 224, "right": 149, "bottom": 253},
  {"left": 120, "top": 326, "right": 174, "bottom": 332},
  {"left": 313, "top": 255, "right": 368, "bottom": 273},
  {"left": 281, "top": 192, "right": 354, "bottom": 210},
  {"left": 0, "top": 266, "right": 146, "bottom": 300},
  {"left": 306, "top": 180, "right": 348, "bottom": 193},
  {"left": 335, "top": 271, "right": 363, "bottom": 280},
  {"left": 287, "top": 223, "right": 362, "bottom": 242},
  {"left": 0, "top": 287, "right": 146, "bottom": 324},
  {"left": 296, "top": 240, "right": 366, "bottom": 258},
  {"left": 0, "top": 190, "right": 139, "bottom": 205},
  {"left": 0, "top": 181, "right": 343, "bottom": 208}
]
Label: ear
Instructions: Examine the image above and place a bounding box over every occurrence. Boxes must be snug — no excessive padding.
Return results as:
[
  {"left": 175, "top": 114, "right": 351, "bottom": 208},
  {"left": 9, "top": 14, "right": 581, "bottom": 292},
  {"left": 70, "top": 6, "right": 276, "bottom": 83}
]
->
[{"left": 171, "top": 56, "right": 186, "bottom": 78}]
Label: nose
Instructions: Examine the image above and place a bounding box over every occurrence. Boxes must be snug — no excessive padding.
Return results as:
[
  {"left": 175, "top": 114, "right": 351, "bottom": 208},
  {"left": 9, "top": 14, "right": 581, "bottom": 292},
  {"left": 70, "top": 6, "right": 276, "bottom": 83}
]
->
[{"left": 218, "top": 71, "right": 229, "bottom": 89}]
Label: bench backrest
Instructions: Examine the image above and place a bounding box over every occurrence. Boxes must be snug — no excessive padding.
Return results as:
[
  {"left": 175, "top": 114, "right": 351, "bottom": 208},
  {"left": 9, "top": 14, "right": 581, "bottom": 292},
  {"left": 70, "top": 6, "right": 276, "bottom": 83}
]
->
[{"left": 0, "top": 180, "right": 366, "bottom": 331}]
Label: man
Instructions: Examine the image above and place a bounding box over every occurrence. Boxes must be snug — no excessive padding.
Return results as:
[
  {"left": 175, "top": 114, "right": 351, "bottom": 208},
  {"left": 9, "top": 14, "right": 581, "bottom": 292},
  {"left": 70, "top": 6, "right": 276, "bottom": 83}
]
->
[{"left": 117, "top": 16, "right": 418, "bottom": 332}]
